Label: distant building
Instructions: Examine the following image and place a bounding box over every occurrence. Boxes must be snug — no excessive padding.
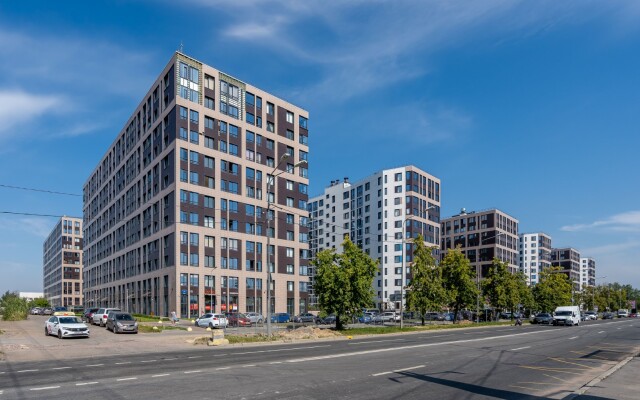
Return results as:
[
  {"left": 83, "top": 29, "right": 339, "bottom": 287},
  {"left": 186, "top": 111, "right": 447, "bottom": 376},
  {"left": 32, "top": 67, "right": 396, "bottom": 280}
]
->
[
  {"left": 580, "top": 257, "right": 596, "bottom": 289},
  {"left": 19, "top": 292, "right": 44, "bottom": 302},
  {"left": 518, "top": 232, "right": 552, "bottom": 285},
  {"left": 551, "top": 247, "right": 581, "bottom": 289},
  {"left": 42, "top": 216, "right": 83, "bottom": 307},
  {"left": 441, "top": 208, "right": 519, "bottom": 281},
  {"left": 308, "top": 166, "right": 441, "bottom": 311}
]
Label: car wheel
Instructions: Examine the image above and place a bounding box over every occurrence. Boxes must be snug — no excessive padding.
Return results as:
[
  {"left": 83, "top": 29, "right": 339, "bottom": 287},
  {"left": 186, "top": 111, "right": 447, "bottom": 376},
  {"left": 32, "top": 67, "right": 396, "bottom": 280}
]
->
[
  {"left": 209, "top": 323, "right": 214, "bottom": 329},
  {"left": 113, "top": 325, "right": 118, "bottom": 334},
  {"left": 45, "top": 327, "right": 49, "bottom": 336},
  {"left": 100, "top": 320, "right": 104, "bottom": 327},
  {"left": 57, "top": 330, "right": 63, "bottom": 339}
]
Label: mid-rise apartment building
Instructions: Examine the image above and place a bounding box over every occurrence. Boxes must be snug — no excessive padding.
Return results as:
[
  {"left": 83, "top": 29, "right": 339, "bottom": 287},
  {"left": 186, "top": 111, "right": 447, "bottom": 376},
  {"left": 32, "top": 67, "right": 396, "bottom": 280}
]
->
[
  {"left": 518, "top": 232, "right": 552, "bottom": 285},
  {"left": 43, "top": 216, "right": 83, "bottom": 307},
  {"left": 83, "top": 52, "right": 310, "bottom": 319},
  {"left": 441, "top": 208, "right": 519, "bottom": 280},
  {"left": 579, "top": 257, "right": 596, "bottom": 289},
  {"left": 308, "top": 166, "right": 441, "bottom": 311},
  {"left": 551, "top": 247, "right": 581, "bottom": 289}
]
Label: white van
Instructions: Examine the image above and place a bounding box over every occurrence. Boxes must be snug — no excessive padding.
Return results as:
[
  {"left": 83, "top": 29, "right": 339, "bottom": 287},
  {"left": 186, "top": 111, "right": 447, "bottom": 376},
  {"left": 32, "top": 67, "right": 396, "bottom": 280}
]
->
[{"left": 553, "top": 306, "right": 581, "bottom": 326}]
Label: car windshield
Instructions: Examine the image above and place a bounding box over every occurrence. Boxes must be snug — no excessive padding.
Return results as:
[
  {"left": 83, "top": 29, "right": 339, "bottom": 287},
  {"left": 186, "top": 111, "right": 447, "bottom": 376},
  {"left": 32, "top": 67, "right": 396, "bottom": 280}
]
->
[
  {"left": 116, "top": 314, "right": 134, "bottom": 321},
  {"left": 59, "top": 317, "right": 80, "bottom": 324},
  {"left": 556, "top": 311, "right": 572, "bottom": 316},
  {"left": 538, "top": 313, "right": 551, "bottom": 317}
]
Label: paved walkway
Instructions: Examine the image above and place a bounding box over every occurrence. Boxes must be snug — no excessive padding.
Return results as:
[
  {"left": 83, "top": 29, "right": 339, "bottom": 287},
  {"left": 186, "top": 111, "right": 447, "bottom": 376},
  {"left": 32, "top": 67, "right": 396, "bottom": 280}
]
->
[{"left": 570, "top": 356, "right": 640, "bottom": 400}]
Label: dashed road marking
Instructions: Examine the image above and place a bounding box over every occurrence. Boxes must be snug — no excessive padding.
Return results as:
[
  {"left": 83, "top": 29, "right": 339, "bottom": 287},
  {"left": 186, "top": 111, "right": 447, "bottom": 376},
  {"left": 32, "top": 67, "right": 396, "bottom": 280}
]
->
[
  {"left": 187, "top": 356, "right": 202, "bottom": 359},
  {"left": 598, "top": 331, "right": 605, "bottom": 334},
  {"left": 372, "top": 364, "right": 425, "bottom": 377},
  {"left": 52, "top": 367, "right": 71, "bottom": 370},
  {"left": 117, "top": 377, "right": 137, "bottom": 381},
  {"left": 242, "top": 365, "right": 256, "bottom": 368},
  {"left": 164, "top": 358, "right": 177, "bottom": 361},
  {"left": 141, "top": 360, "right": 157, "bottom": 363},
  {"left": 17, "top": 370, "right": 38, "bottom": 373},
  {"left": 511, "top": 346, "right": 531, "bottom": 351},
  {"left": 152, "top": 374, "right": 170, "bottom": 377},
  {"left": 115, "top": 362, "right": 131, "bottom": 365},
  {"left": 86, "top": 364, "right": 104, "bottom": 367},
  {"left": 569, "top": 336, "right": 578, "bottom": 340},
  {"left": 269, "top": 362, "right": 282, "bottom": 365},
  {"left": 76, "top": 382, "right": 99, "bottom": 386},
  {"left": 184, "top": 370, "right": 201, "bottom": 374},
  {"left": 216, "top": 367, "right": 231, "bottom": 370},
  {"left": 30, "top": 386, "right": 60, "bottom": 391}
]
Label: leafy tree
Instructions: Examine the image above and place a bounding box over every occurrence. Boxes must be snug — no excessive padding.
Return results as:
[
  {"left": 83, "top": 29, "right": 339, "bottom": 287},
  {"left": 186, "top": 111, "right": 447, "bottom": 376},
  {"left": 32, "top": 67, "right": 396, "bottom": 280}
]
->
[
  {"left": 482, "top": 258, "right": 518, "bottom": 319},
  {"left": 515, "top": 272, "right": 536, "bottom": 314},
  {"left": 312, "top": 237, "right": 378, "bottom": 330},
  {"left": 28, "top": 298, "right": 50, "bottom": 308},
  {"left": 441, "top": 247, "right": 478, "bottom": 324},
  {"left": 532, "top": 267, "right": 572, "bottom": 312},
  {"left": 405, "top": 235, "right": 448, "bottom": 326},
  {"left": 0, "top": 291, "right": 29, "bottom": 321}
]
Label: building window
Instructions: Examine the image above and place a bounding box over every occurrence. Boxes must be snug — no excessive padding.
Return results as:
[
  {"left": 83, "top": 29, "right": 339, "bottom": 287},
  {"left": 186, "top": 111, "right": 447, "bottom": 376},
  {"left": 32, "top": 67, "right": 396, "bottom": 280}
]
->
[{"left": 286, "top": 111, "right": 294, "bottom": 124}]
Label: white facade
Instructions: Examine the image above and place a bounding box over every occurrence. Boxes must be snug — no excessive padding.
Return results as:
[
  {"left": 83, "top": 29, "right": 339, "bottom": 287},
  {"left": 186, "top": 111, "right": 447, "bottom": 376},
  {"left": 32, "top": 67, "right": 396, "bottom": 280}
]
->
[
  {"left": 580, "top": 257, "right": 596, "bottom": 290},
  {"left": 518, "top": 232, "right": 552, "bottom": 286},
  {"left": 308, "top": 166, "right": 441, "bottom": 310}
]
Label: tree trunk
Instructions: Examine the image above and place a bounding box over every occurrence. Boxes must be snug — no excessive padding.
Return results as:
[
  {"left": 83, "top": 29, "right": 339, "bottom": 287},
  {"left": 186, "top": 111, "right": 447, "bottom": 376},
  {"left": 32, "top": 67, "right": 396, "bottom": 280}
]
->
[{"left": 336, "top": 315, "right": 343, "bottom": 330}]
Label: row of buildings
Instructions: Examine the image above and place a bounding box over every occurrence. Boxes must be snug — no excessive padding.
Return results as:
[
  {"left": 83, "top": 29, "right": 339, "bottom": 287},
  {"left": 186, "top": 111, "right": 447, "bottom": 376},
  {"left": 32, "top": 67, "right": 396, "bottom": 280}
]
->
[{"left": 41, "top": 52, "right": 596, "bottom": 315}]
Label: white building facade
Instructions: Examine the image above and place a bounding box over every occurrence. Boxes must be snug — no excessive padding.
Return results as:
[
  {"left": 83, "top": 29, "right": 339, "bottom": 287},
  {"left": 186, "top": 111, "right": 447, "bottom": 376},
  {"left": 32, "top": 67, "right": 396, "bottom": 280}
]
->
[
  {"left": 580, "top": 257, "right": 596, "bottom": 290},
  {"left": 518, "top": 232, "right": 552, "bottom": 286}
]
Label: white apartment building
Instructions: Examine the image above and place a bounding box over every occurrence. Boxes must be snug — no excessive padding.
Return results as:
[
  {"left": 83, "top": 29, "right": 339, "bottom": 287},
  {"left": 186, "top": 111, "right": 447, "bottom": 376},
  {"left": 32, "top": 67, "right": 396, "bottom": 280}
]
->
[
  {"left": 580, "top": 257, "right": 596, "bottom": 290},
  {"left": 518, "top": 232, "right": 552, "bottom": 286},
  {"left": 308, "top": 166, "right": 441, "bottom": 311}
]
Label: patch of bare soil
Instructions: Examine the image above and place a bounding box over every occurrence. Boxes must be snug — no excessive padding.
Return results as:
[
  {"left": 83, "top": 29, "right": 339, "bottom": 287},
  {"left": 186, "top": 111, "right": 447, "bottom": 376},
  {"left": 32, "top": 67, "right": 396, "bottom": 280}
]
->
[{"left": 278, "top": 326, "right": 342, "bottom": 340}]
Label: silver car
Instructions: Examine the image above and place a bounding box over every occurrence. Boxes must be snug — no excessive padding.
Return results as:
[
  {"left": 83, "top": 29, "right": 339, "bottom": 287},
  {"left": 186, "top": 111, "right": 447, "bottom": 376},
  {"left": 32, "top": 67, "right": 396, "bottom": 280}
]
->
[{"left": 195, "top": 313, "right": 228, "bottom": 329}]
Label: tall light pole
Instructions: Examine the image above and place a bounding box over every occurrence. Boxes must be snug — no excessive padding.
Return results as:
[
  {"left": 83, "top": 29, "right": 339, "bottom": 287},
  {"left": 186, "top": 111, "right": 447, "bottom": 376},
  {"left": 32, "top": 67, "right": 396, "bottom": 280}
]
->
[
  {"left": 400, "top": 205, "right": 435, "bottom": 329},
  {"left": 265, "top": 154, "right": 307, "bottom": 337}
]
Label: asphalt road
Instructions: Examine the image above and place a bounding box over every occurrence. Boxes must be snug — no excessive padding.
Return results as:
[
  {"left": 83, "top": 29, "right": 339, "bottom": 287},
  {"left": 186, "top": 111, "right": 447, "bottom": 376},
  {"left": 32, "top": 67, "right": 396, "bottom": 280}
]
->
[{"left": 1, "top": 318, "right": 638, "bottom": 399}]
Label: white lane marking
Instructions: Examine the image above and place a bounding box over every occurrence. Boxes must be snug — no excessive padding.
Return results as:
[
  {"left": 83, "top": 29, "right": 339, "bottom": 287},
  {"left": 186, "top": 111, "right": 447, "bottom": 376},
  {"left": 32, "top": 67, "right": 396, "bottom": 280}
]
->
[
  {"left": 184, "top": 370, "right": 202, "bottom": 374},
  {"left": 598, "top": 331, "right": 605, "bottom": 334},
  {"left": 569, "top": 336, "right": 579, "bottom": 340},
  {"left": 232, "top": 345, "right": 331, "bottom": 356},
  {"left": 511, "top": 346, "right": 531, "bottom": 351},
  {"left": 242, "top": 365, "right": 256, "bottom": 368},
  {"left": 17, "top": 369, "right": 39, "bottom": 373},
  {"left": 140, "top": 360, "right": 157, "bottom": 363},
  {"left": 349, "top": 339, "right": 405, "bottom": 345},
  {"left": 617, "top": 328, "right": 621, "bottom": 330},
  {"left": 86, "top": 364, "right": 104, "bottom": 367},
  {"left": 188, "top": 356, "right": 202, "bottom": 359},
  {"left": 372, "top": 365, "right": 425, "bottom": 377},
  {"left": 152, "top": 374, "right": 170, "bottom": 377},
  {"left": 287, "top": 329, "right": 556, "bottom": 363},
  {"left": 30, "top": 386, "right": 60, "bottom": 391},
  {"left": 216, "top": 367, "right": 231, "bottom": 370},
  {"left": 117, "top": 377, "right": 137, "bottom": 381},
  {"left": 164, "top": 358, "right": 177, "bottom": 361},
  {"left": 52, "top": 366, "right": 72, "bottom": 370},
  {"left": 115, "top": 362, "right": 131, "bottom": 365},
  {"left": 76, "top": 382, "right": 99, "bottom": 386},
  {"left": 269, "top": 362, "right": 282, "bottom": 365}
]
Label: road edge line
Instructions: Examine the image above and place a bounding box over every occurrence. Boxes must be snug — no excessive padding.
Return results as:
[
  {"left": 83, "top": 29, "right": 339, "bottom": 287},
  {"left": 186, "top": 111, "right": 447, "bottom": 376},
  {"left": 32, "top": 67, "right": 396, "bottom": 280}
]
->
[{"left": 565, "top": 356, "right": 635, "bottom": 399}]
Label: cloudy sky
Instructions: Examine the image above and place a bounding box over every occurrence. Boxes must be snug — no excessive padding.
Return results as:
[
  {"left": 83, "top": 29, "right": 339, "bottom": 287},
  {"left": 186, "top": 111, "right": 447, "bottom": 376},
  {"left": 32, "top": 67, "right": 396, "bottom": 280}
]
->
[{"left": 1, "top": 0, "right": 639, "bottom": 294}]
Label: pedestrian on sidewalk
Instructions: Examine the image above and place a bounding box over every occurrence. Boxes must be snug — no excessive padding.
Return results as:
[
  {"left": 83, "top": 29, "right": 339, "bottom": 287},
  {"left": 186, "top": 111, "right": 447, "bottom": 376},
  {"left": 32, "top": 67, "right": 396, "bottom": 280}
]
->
[{"left": 171, "top": 310, "right": 178, "bottom": 325}]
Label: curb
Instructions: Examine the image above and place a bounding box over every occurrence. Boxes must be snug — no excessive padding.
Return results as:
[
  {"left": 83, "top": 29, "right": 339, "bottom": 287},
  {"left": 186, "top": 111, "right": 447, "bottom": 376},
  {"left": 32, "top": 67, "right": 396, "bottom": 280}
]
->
[{"left": 565, "top": 355, "right": 635, "bottom": 399}]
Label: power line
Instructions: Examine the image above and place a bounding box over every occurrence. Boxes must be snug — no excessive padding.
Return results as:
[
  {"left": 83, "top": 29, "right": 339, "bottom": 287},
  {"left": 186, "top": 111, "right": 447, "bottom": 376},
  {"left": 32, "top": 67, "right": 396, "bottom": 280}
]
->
[{"left": 0, "top": 184, "right": 82, "bottom": 197}]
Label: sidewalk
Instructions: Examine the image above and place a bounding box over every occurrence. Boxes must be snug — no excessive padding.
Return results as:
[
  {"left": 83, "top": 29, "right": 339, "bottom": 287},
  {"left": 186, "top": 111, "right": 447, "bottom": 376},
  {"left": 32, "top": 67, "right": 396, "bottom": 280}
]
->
[{"left": 570, "top": 356, "right": 640, "bottom": 400}]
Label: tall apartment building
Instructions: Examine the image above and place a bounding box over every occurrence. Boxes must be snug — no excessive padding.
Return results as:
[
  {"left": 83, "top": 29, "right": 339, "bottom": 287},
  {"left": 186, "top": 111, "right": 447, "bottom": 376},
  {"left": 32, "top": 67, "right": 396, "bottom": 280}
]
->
[
  {"left": 518, "top": 232, "right": 552, "bottom": 285},
  {"left": 43, "top": 216, "right": 83, "bottom": 307},
  {"left": 83, "top": 52, "right": 310, "bottom": 319},
  {"left": 551, "top": 247, "right": 581, "bottom": 289},
  {"left": 579, "top": 257, "right": 596, "bottom": 289},
  {"left": 441, "top": 208, "right": 519, "bottom": 280},
  {"left": 308, "top": 166, "right": 441, "bottom": 310}
]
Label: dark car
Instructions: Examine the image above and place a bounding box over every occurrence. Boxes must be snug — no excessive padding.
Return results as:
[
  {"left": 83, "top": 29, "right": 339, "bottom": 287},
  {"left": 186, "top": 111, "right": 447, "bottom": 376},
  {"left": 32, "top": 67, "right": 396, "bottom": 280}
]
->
[
  {"left": 105, "top": 312, "right": 138, "bottom": 334},
  {"left": 602, "top": 312, "right": 615, "bottom": 319},
  {"left": 425, "top": 312, "right": 444, "bottom": 321},
  {"left": 319, "top": 314, "right": 336, "bottom": 324},
  {"left": 294, "top": 313, "right": 319, "bottom": 323},
  {"left": 226, "top": 313, "right": 252, "bottom": 327},
  {"left": 82, "top": 307, "right": 100, "bottom": 323},
  {"left": 532, "top": 313, "right": 553, "bottom": 324},
  {"left": 270, "top": 313, "right": 291, "bottom": 323}
]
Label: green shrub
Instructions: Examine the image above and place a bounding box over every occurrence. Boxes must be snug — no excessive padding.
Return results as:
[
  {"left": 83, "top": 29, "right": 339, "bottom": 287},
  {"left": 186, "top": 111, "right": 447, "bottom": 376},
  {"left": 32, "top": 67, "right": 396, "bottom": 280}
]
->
[{"left": 0, "top": 291, "right": 29, "bottom": 321}]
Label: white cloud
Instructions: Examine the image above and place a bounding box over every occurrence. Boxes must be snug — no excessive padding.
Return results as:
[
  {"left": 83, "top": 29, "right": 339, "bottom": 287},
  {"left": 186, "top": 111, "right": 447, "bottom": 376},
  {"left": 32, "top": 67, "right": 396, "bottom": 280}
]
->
[
  {"left": 561, "top": 211, "right": 640, "bottom": 232},
  {"left": 0, "top": 90, "right": 62, "bottom": 136},
  {"left": 580, "top": 241, "right": 640, "bottom": 257}
]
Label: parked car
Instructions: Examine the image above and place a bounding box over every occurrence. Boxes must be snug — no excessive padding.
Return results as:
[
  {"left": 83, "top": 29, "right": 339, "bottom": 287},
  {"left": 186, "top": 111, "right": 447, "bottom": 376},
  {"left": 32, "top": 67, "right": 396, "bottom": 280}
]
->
[
  {"left": 92, "top": 308, "right": 121, "bottom": 327},
  {"left": 106, "top": 312, "right": 138, "bottom": 334},
  {"left": 30, "top": 307, "right": 43, "bottom": 315},
  {"left": 358, "top": 312, "right": 375, "bottom": 324},
  {"left": 617, "top": 309, "right": 629, "bottom": 318},
  {"left": 270, "top": 313, "right": 291, "bottom": 323},
  {"left": 584, "top": 311, "right": 597, "bottom": 320},
  {"left": 532, "top": 313, "right": 553, "bottom": 325},
  {"left": 425, "top": 312, "right": 444, "bottom": 321},
  {"left": 602, "top": 312, "right": 615, "bottom": 319},
  {"left": 294, "top": 313, "right": 319, "bottom": 323},
  {"left": 244, "top": 312, "right": 264, "bottom": 324},
  {"left": 53, "top": 306, "right": 68, "bottom": 313},
  {"left": 195, "top": 313, "right": 228, "bottom": 329},
  {"left": 82, "top": 307, "right": 100, "bottom": 323},
  {"left": 44, "top": 315, "right": 90, "bottom": 339},
  {"left": 42, "top": 308, "right": 53, "bottom": 315},
  {"left": 373, "top": 312, "right": 400, "bottom": 323},
  {"left": 226, "top": 313, "right": 252, "bottom": 327},
  {"left": 319, "top": 314, "right": 336, "bottom": 324}
]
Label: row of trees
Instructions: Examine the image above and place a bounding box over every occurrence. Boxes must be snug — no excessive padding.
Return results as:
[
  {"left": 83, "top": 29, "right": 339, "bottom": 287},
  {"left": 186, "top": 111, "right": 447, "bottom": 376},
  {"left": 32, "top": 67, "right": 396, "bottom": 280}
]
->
[
  {"left": 313, "top": 236, "right": 639, "bottom": 329},
  {"left": 0, "top": 291, "right": 50, "bottom": 321}
]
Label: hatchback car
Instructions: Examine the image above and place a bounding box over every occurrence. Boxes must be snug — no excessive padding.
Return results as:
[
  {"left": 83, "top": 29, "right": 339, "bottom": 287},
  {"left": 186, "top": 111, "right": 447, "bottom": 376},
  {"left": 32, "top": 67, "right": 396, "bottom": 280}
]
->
[
  {"left": 319, "top": 314, "right": 336, "bottom": 324},
  {"left": 244, "top": 312, "right": 264, "bottom": 324},
  {"left": 532, "top": 313, "right": 553, "bottom": 324},
  {"left": 374, "top": 312, "right": 400, "bottom": 323},
  {"left": 195, "top": 313, "right": 228, "bottom": 328},
  {"left": 106, "top": 312, "right": 139, "bottom": 334},
  {"left": 295, "top": 313, "right": 319, "bottom": 323},
  {"left": 270, "top": 312, "right": 291, "bottom": 323},
  {"left": 226, "top": 313, "right": 251, "bottom": 327},
  {"left": 45, "top": 315, "right": 90, "bottom": 339},
  {"left": 92, "top": 308, "right": 121, "bottom": 327}
]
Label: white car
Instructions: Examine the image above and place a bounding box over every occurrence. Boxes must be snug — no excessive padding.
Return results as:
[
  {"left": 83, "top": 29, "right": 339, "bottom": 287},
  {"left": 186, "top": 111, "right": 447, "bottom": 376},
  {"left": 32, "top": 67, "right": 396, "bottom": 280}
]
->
[
  {"left": 92, "top": 308, "right": 121, "bottom": 327},
  {"left": 244, "top": 312, "right": 264, "bottom": 324},
  {"left": 45, "top": 315, "right": 90, "bottom": 339},
  {"left": 374, "top": 312, "right": 400, "bottom": 323},
  {"left": 195, "top": 313, "right": 228, "bottom": 328}
]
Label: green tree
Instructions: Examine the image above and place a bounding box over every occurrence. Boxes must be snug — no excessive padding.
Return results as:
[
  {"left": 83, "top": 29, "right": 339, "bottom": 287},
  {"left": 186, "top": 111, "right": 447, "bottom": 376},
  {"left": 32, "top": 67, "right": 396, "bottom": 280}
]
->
[
  {"left": 312, "top": 237, "right": 378, "bottom": 330},
  {"left": 0, "top": 291, "right": 29, "bottom": 321},
  {"left": 515, "top": 272, "right": 536, "bottom": 314},
  {"left": 28, "top": 298, "right": 50, "bottom": 308},
  {"left": 441, "top": 247, "right": 478, "bottom": 324},
  {"left": 482, "top": 258, "right": 518, "bottom": 319},
  {"left": 532, "top": 267, "right": 572, "bottom": 312},
  {"left": 405, "top": 235, "right": 448, "bottom": 326}
]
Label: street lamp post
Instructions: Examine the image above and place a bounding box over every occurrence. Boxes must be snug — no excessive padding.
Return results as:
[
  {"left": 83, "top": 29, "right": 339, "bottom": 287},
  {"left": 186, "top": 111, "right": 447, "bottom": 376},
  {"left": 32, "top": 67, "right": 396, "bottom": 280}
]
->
[
  {"left": 265, "top": 154, "right": 307, "bottom": 337},
  {"left": 400, "top": 206, "right": 435, "bottom": 329}
]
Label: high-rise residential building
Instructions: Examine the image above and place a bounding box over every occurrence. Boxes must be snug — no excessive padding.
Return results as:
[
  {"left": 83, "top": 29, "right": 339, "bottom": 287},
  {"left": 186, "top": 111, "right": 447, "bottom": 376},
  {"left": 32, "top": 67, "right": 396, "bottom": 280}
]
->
[
  {"left": 308, "top": 166, "right": 441, "bottom": 310},
  {"left": 551, "top": 247, "right": 581, "bottom": 289},
  {"left": 441, "top": 208, "right": 519, "bottom": 282},
  {"left": 518, "top": 232, "right": 552, "bottom": 285},
  {"left": 43, "top": 216, "right": 83, "bottom": 307},
  {"left": 580, "top": 257, "right": 596, "bottom": 289},
  {"left": 83, "top": 52, "right": 310, "bottom": 319}
]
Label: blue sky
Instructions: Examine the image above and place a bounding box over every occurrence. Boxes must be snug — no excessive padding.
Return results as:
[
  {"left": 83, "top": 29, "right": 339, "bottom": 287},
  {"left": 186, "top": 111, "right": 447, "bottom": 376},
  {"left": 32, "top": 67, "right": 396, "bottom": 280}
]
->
[{"left": 1, "top": 1, "right": 639, "bottom": 294}]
